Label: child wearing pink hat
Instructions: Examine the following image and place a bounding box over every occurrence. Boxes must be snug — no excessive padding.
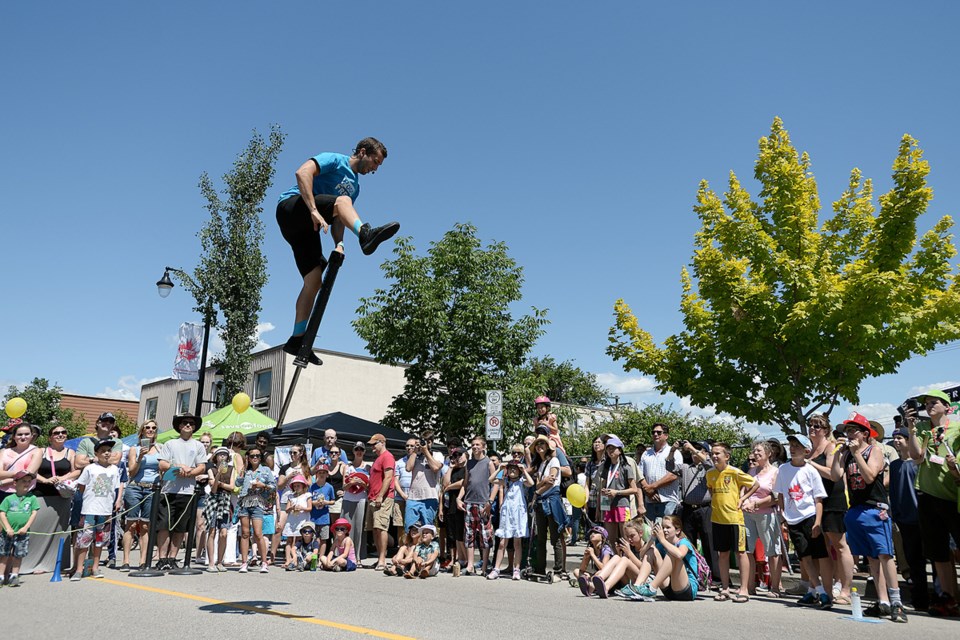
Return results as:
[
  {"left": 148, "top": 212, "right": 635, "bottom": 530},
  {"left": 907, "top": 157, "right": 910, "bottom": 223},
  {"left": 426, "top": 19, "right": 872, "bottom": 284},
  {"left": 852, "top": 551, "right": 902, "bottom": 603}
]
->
[
  {"left": 282, "top": 475, "right": 313, "bottom": 570},
  {"left": 320, "top": 518, "right": 357, "bottom": 571}
]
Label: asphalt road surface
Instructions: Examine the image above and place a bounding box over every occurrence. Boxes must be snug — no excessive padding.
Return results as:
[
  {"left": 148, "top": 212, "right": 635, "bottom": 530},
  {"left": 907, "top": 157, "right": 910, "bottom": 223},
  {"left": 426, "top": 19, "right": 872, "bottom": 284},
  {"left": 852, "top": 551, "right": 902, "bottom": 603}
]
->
[{"left": 4, "top": 567, "right": 956, "bottom": 639}]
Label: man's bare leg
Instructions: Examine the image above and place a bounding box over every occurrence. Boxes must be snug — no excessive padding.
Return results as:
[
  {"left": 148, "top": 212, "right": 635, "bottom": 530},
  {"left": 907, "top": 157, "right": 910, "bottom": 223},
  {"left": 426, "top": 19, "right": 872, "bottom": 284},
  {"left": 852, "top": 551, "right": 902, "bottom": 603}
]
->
[{"left": 332, "top": 196, "right": 399, "bottom": 256}]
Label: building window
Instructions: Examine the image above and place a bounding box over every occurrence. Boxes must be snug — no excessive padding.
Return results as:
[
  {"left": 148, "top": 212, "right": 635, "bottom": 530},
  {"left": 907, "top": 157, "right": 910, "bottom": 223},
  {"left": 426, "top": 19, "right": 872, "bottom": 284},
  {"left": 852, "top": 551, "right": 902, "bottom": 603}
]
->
[
  {"left": 211, "top": 380, "right": 225, "bottom": 408},
  {"left": 253, "top": 369, "right": 272, "bottom": 410},
  {"left": 145, "top": 397, "right": 158, "bottom": 421},
  {"left": 176, "top": 390, "right": 191, "bottom": 415}
]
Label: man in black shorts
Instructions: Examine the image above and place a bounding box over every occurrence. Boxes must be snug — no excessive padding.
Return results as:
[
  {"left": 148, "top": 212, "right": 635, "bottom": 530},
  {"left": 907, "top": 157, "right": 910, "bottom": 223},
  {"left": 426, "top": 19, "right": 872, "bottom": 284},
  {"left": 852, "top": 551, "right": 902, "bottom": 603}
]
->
[
  {"left": 156, "top": 414, "right": 208, "bottom": 570},
  {"left": 276, "top": 137, "right": 399, "bottom": 364}
]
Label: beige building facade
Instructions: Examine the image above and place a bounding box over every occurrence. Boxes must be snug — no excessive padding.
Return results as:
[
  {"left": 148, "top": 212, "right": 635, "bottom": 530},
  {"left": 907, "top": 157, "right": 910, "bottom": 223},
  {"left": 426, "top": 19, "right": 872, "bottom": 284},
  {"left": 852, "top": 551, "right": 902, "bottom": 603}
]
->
[{"left": 138, "top": 346, "right": 409, "bottom": 432}]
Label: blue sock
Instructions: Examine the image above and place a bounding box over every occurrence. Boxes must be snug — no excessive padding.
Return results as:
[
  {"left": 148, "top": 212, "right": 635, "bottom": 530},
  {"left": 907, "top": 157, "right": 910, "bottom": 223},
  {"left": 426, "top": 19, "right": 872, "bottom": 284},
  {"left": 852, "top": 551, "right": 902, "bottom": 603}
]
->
[
  {"left": 351, "top": 219, "right": 363, "bottom": 236},
  {"left": 293, "top": 320, "right": 307, "bottom": 336}
]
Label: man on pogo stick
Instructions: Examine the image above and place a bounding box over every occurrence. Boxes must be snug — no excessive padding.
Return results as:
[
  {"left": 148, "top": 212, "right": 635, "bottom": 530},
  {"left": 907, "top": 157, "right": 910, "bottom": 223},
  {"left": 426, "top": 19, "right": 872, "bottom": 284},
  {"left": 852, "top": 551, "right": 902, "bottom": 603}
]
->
[{"left": 276, "top": 137, "right": 399, "bottom": 365}]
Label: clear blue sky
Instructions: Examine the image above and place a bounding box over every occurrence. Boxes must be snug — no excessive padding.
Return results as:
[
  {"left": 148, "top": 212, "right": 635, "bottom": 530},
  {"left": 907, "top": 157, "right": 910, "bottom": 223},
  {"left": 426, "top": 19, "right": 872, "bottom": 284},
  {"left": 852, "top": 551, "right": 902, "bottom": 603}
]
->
[{"left": 3, "top": 2, "right": 959, "bottom": 437}]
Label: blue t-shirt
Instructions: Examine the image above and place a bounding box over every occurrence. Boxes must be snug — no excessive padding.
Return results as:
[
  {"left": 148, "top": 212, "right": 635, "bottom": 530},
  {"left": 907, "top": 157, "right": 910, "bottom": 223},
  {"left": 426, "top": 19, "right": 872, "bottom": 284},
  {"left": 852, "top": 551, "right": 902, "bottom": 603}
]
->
[
  {"left": 310, "top": 481, "right": 336, "bottom": 526},
  {"left": 279, "top": 153, "right": 360, "bottom": 203},
  {"left": 310, "top": 446, "right": 349, "bottom": 468},
  {"left": 655, "top": 538, "right": 698, "bottom": 596},
  {"left": 889, "top": 458, "right": 919, "bottom": 525}
]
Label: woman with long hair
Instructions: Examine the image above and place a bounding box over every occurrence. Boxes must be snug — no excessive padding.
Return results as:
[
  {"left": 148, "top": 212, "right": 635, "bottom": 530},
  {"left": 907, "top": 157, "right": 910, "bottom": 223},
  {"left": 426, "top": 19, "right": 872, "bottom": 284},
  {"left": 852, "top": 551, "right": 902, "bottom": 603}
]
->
[
  {"left": 236, "top": 446, "right": 276, "bottom": 573},
  {"left": 121, "top": 420, "right": 161, "bottom": 570},
  {"left": 0, "top": 423, "right": 42, "bottom": 496},
  {"left": 274, "top": 443, "right": 312, "bottom": 560},
  {"left": 35, "top": 424, "right": 79, "bottom": 498}
]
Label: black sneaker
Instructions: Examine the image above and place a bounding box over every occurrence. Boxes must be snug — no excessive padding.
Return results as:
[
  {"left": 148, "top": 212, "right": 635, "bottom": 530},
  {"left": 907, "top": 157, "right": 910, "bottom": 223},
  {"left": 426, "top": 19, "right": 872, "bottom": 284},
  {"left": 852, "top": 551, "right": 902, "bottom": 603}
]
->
[
  {"left": 282, "top": 335, "right": 322, "bottom": 366},
  {"left": 168, "top": 558, "right": 180, "bottom": 570},
  {"left": 890, "top": 603, "right": 908, "bottom": 623},
  {"left": 359, "top": 222, "right": 400, "bottom": 255},
  {"left": 864, "top": 601, "right": 891, "bottom": 617},
  {"left": 817, "top": 593, "right": 833, "bottom": 610},
  {"left": 119, "top": 563, "right": 130, "bottom": 572},
  {"left": 155, "top": 559, "right": 168, "bottom": 571}
]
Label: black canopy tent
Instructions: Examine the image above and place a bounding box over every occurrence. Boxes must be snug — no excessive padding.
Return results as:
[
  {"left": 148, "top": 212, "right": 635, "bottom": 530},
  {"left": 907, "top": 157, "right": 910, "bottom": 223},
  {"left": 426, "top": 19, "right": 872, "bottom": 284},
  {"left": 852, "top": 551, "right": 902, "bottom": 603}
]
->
[{"left": 245, "top": 411, "right": 415, "bottom": 455}]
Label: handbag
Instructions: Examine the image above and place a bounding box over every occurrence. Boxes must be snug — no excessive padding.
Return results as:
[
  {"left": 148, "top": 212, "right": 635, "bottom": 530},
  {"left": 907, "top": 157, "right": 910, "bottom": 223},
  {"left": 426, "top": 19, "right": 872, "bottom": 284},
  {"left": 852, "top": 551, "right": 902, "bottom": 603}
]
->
[{"left": 48, "top": 452, "right": 76, "bottom": 498}]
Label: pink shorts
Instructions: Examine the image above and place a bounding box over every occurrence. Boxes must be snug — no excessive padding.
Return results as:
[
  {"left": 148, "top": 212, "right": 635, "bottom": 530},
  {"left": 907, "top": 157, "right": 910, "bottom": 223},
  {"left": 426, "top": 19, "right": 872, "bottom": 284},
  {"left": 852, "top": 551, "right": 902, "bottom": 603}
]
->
[{"left": 603, "top": 507, "right": 629, "bottom": 523}]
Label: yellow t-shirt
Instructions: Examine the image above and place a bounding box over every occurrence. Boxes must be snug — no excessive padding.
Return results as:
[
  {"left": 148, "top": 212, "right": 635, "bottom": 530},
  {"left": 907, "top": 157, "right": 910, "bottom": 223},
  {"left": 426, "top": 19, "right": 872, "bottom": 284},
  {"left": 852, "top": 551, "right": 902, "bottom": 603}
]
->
[{"left": 706, "top": 466, "right": 756, "bottom": 525}]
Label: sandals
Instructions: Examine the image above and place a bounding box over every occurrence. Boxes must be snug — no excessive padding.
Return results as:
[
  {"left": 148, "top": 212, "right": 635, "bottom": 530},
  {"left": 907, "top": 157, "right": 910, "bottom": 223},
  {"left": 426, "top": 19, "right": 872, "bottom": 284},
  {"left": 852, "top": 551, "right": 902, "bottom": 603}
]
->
[
  {"left": 578, "top": 575, "right": 594, "bottom": 597},
  {"left": 384, "top": 565, "right": 397, "bottom": 576},
  {"left": 833, "top": 595, "right": 851, "bottom": 605},
  {"left": 733, "top": 594, "right": 750, "bottom": 603},
  {"left": 714, "top": 592, "right": 732, "bottom": 602}
]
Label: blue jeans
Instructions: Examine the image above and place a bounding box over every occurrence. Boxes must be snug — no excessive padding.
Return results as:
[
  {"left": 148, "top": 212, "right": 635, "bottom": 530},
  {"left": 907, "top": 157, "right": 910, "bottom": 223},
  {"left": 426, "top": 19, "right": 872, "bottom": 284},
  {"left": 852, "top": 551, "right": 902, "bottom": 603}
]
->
[
  {"left": 569, "top": 507, "right": 582, "bottom": 543},
  {"left": 644, "top": 500, "right": 681, "bottom": 521}
]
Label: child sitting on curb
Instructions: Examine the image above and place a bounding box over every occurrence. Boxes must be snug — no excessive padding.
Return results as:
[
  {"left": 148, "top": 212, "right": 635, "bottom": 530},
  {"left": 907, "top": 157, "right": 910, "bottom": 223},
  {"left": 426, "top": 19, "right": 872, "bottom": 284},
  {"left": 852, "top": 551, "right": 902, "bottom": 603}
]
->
[{"left": 410, "top": 524, "right": 440, "bottom": 578}]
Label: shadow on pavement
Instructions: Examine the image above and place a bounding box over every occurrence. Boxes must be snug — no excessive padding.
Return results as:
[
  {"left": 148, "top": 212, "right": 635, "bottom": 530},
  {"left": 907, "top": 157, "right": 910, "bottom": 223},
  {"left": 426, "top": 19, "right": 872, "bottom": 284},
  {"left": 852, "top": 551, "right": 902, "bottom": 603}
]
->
[{"left": 198, "top": 600, "right": 311, "bottom": 619}]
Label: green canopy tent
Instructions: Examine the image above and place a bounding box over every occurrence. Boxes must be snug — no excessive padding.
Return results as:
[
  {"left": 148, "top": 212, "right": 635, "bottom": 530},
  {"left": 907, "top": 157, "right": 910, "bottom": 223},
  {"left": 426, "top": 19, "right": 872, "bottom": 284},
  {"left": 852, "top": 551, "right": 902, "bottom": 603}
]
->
[{"left": 157, "top": 404, "right": 275, "bottom": 445}]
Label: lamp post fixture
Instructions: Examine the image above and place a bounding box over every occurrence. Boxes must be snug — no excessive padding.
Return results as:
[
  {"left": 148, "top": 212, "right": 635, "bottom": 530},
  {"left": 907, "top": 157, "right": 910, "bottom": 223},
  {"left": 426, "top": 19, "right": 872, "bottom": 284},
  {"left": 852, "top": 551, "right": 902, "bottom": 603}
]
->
[{"left": 156, "top": 266, "right": 214, "bottom": 418}]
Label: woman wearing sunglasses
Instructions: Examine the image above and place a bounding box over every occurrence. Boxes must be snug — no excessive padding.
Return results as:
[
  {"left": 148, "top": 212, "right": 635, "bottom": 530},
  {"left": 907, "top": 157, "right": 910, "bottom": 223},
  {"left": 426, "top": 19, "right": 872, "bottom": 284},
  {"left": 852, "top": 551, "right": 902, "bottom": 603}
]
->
[
  {"left": 0, "top": 423, "right": 42, "bottom": 497},
  {"left": 120, "top": 420, "right": 161, "bottom": 570},
  {"left": 236, "top": 447, "right": 276, "bottom": 573},
  {"left": 35, "top": 425, "right": 79, "bottom": 498}
]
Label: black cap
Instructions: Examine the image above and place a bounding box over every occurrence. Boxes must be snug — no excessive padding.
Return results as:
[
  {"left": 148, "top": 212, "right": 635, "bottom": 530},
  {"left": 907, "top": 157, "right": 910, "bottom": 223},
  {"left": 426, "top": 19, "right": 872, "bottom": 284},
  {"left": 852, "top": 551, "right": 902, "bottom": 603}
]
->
[
  {"left": 95, "top": 439, "right": 116, "bottom": 451},
  {"left": 98, "top": 412, "right": 116, "bottom": 422}
]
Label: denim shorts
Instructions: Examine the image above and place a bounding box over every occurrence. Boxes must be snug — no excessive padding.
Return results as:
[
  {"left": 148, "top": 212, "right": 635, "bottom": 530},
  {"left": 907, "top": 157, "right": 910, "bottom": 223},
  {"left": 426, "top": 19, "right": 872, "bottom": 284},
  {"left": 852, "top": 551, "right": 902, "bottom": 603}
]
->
[
  {"left": 123, "top": 484, "right": 154, "bottom": 521},
  {"left": 236, "top": 504, "right": 265, "bottom": 521}
]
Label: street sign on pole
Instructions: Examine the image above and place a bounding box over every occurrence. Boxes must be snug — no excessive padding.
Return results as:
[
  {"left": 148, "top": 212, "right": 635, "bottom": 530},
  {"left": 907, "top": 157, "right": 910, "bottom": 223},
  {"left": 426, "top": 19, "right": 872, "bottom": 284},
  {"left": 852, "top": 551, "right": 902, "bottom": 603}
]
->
[{"left": 486, "top": 389, "right": 503, "bottom": 441}]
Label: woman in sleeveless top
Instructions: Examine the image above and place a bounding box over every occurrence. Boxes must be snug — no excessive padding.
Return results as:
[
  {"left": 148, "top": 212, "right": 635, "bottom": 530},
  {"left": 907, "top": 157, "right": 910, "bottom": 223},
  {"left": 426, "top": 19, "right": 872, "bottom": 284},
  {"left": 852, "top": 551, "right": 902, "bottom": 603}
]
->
[
  {"left": 742, "top": 441, "right": 782, "bottom": 596},
  {"left": 0, "top": 423, "right": 42, "bottom": 496},
  {"left": 805, "top": 413, "right": 854, "bottom": 603},
  {"left": 122, "top": 420, "right": 161, "bottom": 570},
  {"left": 35, "top": 425, "right": 79, "bottom": 498}
]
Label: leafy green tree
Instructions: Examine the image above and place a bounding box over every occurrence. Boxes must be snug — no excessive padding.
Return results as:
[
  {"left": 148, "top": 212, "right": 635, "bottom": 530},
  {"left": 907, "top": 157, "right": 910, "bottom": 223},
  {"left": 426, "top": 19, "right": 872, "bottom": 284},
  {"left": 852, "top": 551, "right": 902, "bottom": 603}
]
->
[
  {"left": 609, "top": 118, "right": 960, "bottom": 434},
  {"left": 3, "top": 378, "right": 88, "bottom": 447},
  {"left": 498, "top": 356, "right": 608, "bottom": 444},
  {"left": 354, "top": 223, "right": 548, "bottom": 441},
  {"left": 176, "top": 126, "right": 284, "bottom": 400},
  {"left": 114, "top": 411, "right": 139, "bottom": 439},
  {"left": 565, "top": 403, "right": 753, "bottom": 465}
]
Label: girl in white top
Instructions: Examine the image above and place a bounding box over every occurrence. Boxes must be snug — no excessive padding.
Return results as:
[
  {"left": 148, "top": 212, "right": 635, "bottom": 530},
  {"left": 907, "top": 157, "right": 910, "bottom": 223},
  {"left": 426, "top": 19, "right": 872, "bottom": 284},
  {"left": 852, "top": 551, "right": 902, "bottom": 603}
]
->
[{"left": 282, "top": 475, "right": 313, "bottom": 569}]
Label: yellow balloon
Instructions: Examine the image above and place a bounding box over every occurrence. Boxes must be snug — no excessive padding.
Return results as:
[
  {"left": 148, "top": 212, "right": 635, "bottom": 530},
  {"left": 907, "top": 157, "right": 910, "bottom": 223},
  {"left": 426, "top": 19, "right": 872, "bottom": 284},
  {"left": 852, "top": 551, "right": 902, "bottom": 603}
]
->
[
  {"left": 5, "top": 397, "right": 27, "bottom": 419},
  {"left": 231, "top": 392, "right": 251, "bottom": 414},
  {"left": 565, "top": 483, "right": 587, "bottom": 509}
]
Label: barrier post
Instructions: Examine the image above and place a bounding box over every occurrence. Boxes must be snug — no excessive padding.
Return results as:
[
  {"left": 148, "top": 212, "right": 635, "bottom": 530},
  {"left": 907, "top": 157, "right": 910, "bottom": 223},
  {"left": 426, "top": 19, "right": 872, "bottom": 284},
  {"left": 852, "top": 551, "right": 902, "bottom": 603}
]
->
[
  {"left": 169, "top": 483, "right": 203, "bottom": 575},
  {"left": 129, "top": 480, "right": 164, "bottom": 578}
]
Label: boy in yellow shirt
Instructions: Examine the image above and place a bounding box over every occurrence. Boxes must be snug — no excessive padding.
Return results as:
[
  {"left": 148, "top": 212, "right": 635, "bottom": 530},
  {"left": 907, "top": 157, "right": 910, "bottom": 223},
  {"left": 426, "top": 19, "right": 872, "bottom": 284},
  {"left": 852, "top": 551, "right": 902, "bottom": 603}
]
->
[{"left": 706, "top": 442, "right": 759, "bottom": 602}]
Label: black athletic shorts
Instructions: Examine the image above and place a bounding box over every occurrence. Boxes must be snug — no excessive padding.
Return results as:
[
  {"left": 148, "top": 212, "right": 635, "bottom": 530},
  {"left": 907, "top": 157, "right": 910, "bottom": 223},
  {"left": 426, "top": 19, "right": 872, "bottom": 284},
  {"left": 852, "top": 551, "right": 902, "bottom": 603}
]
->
[
  {"left": 446, "top": 507, "right": 466, "bottom": 543},
  {"left": 157, "top": 493, "right": 196, "bottom": 534},
  {"left": 276, "top": 194, "right": 338, "bottom": 277},
  {"left": 822, "top": 510, "right": 846, "bottom": 534},
  {"left": 787, "top": 516, "right": 829, "bottom": 559},
  {"left": 662, "top": 582, "right": 695, "bottom": 601},
  {"left": 918, "top": 492, "right": 960, "bottom": 563},
  {"left": 712, "top": 522, "right": 746, "bottom": 553}
]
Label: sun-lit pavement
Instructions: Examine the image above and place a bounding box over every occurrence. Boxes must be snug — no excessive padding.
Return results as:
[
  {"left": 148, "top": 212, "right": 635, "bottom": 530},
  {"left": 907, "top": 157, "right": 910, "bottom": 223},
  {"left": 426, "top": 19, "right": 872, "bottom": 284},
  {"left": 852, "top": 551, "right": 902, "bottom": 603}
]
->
[{"left": 4, "top": 563, "right": 956, "bottom": 639}]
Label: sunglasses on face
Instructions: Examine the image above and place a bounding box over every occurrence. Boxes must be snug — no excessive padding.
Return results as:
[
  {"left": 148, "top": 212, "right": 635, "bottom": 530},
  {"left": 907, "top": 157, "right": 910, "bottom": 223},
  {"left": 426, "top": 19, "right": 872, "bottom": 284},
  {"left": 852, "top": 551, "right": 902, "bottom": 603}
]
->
[
  {"left": 144, "top": 426, "right": 157, "bottom": 431},
  {"left": 248, "top": 454, "right": 261, "bottom": 459},
  {"left": 652, "top": 431, "right": 665, "bottom": 435},
  {"left": 51, "top": 431, "right": 68, "bottom": 436},
  {"left": 334, "top": 527, "right": 347, "bottom": 532}
]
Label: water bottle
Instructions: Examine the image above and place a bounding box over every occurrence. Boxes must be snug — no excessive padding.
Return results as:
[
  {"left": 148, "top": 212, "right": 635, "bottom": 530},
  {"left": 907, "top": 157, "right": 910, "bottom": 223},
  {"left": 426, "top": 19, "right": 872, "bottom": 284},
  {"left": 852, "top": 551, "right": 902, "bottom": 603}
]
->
[{"left": 851, "top": 587, "right": 863, "bottom": 620}]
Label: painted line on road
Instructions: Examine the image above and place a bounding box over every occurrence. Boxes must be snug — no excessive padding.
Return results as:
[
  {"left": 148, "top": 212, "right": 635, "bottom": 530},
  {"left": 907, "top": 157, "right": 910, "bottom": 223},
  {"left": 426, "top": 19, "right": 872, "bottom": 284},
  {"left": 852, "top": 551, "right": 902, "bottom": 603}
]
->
[{"left": 96, "top": 578, "right": 418, "bottom": 640}]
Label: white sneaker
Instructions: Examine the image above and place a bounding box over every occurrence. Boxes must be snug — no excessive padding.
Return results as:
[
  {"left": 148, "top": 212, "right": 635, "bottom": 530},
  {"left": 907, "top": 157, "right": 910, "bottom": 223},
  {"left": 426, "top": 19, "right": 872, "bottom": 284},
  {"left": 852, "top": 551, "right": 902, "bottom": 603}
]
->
[
  {"left": 238, "top": 563, "right": 248, "bottom": 573},
  {"left": 260, "top": 563, "right": 269, "bottom": 573}
]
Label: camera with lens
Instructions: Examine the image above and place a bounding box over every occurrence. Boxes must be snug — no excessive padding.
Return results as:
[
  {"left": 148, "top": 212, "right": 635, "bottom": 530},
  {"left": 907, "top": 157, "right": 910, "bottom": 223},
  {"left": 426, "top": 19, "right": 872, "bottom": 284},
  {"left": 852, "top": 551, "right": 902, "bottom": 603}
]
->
[
  {"left": 897, "top": 397, "right": 921, "bottom": 418},
  {"left": 418, "top": 438, "right": 426, "bottom": 448}
]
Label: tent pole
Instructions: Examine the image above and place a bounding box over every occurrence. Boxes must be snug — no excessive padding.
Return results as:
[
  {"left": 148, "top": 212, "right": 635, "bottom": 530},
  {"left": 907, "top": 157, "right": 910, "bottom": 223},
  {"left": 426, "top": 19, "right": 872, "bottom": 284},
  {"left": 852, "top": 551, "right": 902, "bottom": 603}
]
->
[{"left": 274, "top": 249, "right": 344, "bottom": 435}]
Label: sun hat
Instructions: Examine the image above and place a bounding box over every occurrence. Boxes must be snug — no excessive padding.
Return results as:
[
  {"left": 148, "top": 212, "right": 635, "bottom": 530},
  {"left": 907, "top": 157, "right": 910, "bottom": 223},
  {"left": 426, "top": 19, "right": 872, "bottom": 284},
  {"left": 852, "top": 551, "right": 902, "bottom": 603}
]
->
[
  {"left": 421, "top": 524, "right": 437, "bottom": 536},
  {"left": 534, "top": 434, "right": 556, "bottom": 451},
  {"left": 299, "top": 522, "right": 316, "bottom": 534},
  {"left": 333, "top": 517, "right": 351, "bottom": 533},
  {"left": 288, "top": 474, "right": 308, "bottom": 488}
]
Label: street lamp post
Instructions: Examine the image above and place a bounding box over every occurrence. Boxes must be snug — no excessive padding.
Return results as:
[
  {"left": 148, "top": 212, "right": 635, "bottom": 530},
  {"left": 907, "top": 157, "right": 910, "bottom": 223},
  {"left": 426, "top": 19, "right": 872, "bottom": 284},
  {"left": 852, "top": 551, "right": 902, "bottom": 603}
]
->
[{"left": 157, "top": 267, "right": 214, "bottom": 418}]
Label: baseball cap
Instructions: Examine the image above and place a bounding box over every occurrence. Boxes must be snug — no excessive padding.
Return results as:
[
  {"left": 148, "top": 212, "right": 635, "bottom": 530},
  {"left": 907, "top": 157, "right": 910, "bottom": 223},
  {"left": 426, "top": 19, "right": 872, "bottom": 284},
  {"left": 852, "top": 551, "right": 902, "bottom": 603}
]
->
[
  {"left": 95, "top": 439, "right": 116, "bottom": 451},
  {"left": 915, "top": 389, "right": 951, "bottom": 405},
  {"left": 353, "top": 441, "right": 366, "bottom": 450},
  {"left": 421, "top": 524, "right": 437, "bottom": 535},
  {"left": 367, "top": 433, "right": 385, "bottom": 445},
  {"left": 605, "top": 435, "right": 624, "bottom": 449},
  {"left": 842, "top": 412, "right": 878, "bottom": 438},
  {"left": 892, "top": 428, "right": 909, "bottom": 439},
  {"left": 534, "top": 425, "right": 550, "bottom": 436},
  {"left": 98, "top": 412, "right": 116, "bottom": 422},
  {"left": 314, "top": 463, "right": 330, "bottom": 473},
  {"left": 786, "top": 434, "right": 812, "bottom": 451}
]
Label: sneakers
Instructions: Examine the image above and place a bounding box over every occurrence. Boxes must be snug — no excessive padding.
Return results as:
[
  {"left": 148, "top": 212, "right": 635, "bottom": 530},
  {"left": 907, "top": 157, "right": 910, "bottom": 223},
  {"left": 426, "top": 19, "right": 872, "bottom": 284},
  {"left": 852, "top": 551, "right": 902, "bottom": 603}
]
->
[
  {"left": 487, "top": 569, "right": 499, "bottom": 580},
  {"left": 817, "top": 593, "right": 832, "bottom": 610},
  {"left": 513, "top": 568, "right": 521, "bottom": 581},
  {"left": 238, "top": 563, "right": 248, "bottom": 573},
  {"left": 929, "top": 594, "right": 960, "bottom": 617},
  {"left": 260, "top": 563, "right": 269, "bottom": 574},
  {"left": 119, "top": 563, "right": 130, "bottom": 572},
  {"left": 890, "top": 603, "right": 908, "bottom": 623},
  {"left": 7, "top": 575, "right": 19, "bottom": 587},
  {"left": 216, "top": 563, "right": 226, "bottom": 572},
  {"left": 797, "top": 592, "right": 818, "bottom": 607},
  {"left": 70, "top": 573, "right": 82, "bottom": 582},
  {"left": 282, "top": 335, "right": 322, "bottom": 366},
  {"left": 93, "top": 571, "right": 104, "bottom": 579},
  {"left": 452, "top": 562, "right": 461, "bottom": 577},
  {"left": 864, "top": 601, "right": 891, "bottom": 617},
  {"left": 636, "top": 583, "right": 657, "bottom": 599},
  {"left": 359, "top": 222, "right": 400, "bottom": 255},
  {"left": 206, "top": 565, "right": 218, "bottom": 573},
  {"left": 331, "top": 564, "right": 341, "bottom": 572},
  {"left": 615, "top": 584, "right": 636, "bottom": 598}
]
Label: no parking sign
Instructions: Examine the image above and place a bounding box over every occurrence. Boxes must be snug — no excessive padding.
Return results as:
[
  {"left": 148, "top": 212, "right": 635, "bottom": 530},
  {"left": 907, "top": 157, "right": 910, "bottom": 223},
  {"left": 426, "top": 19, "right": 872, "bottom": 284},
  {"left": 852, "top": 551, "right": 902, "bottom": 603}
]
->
[{"left": 486, "top": 390, "right": 502, "bottom": 441}]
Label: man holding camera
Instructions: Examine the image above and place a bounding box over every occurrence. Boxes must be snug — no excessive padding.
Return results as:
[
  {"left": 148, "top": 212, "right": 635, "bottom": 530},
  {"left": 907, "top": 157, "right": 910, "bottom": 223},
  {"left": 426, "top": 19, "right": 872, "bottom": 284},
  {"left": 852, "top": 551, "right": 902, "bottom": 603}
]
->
[
  {"left": 904, "top": 389, "right": 960, "bottom": 617},
  {"left": 405, "top": 431, "right": 444, "bottom": 529}
]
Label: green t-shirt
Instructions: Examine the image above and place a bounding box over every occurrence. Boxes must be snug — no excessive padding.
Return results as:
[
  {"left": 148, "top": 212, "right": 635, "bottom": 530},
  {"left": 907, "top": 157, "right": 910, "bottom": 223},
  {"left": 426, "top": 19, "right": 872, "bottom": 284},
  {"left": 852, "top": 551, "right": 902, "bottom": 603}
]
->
[
  {"left": 77, "top": 436, "right": 123, "bottom": 460},
  {"left": 914, "top": 419, "right": 960, "bottom": 502},
  {"left": 0, "top": 493, "right": 40, "bottom": 530}
]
